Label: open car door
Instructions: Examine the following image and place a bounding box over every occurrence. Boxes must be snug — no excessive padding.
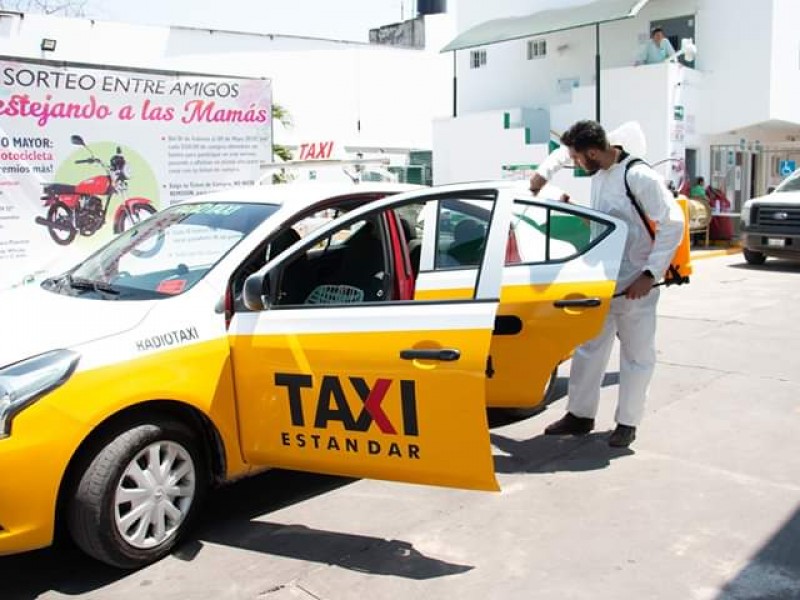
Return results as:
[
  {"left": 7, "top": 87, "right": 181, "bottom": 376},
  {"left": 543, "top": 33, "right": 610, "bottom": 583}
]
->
[
  {"left": 228, "top": 188, "right": 517, "bottom": 491},
  {"left": 413, "top": 188, "right": 627, "bottom": 408}
]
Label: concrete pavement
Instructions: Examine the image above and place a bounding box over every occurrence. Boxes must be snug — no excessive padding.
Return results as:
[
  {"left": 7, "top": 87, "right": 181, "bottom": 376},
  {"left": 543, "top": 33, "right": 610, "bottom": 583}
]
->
[{"left": 2, "top": 251, "right": 799, "bottom": 599}]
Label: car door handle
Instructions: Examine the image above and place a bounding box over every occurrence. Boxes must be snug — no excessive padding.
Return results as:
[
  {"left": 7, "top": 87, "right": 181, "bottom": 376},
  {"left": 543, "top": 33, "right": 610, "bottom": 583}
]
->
[
  {"left": 553, "top": 297, "right": 602, "bottom": 308},
  {"left": 400, "top": 348, "right": 461, "bottom": 362}
]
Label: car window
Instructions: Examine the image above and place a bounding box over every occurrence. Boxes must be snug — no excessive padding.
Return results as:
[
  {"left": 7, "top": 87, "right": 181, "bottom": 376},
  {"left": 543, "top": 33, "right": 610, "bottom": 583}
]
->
[
  {"left": 510, "top": 200, "right": 611, "bottom": 263},
  {"left": 49, "top": 202, "right": 278, "bottom": 300},
  {"left": 270, "top": 212, "right": 390, "bottom": 306},
  {"left": 263, "top": 195, "right": 496, "bottom": 308},
  {"left": 433, "top": 198, "right": 493, "bottom": 270}
]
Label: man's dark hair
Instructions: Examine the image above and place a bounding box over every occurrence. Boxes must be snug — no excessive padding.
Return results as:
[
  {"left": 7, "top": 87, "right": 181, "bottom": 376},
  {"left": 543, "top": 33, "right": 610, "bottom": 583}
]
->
[
  {"left": 560, "top": 120, "right": 609, "bottom": 153},
  {"left": 651, "top": 27, "right": 664, "bottom": 37},
  {"left": 696, "top": 176, "right": 705, "bottom": 185}
]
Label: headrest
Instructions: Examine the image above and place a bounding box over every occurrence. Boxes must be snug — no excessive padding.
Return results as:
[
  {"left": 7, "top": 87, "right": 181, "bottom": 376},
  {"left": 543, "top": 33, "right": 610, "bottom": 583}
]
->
[
  {"left": 269, "top": 228, "right": 301, "bottom": 259},
  {"left": 399, "top": 217, "right": 416, "bottom": 241},
  {"left": 453, "top": 219, "right": 483, "bottom": 244}
]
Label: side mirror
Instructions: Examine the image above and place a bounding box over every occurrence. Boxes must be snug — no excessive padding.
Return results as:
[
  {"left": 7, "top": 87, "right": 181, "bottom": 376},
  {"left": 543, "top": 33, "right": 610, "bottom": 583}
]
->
[
  {"left": 70, "top": 135, "right": 86, "bottom": 146},
  {"left": 243, "top": 272, "right": 269, "bottom": 311}
]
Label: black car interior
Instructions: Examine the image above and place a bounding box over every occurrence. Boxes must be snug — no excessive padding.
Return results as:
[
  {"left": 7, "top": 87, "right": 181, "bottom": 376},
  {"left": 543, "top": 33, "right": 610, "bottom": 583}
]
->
[{"left": 234, "top": 210, "right": 393, "bottom": 309}]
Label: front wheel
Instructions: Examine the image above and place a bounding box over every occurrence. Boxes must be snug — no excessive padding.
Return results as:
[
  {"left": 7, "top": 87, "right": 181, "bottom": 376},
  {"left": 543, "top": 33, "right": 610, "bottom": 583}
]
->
[
  {"left": 114, "top": 203, "right": 163, "bottom": 258},
  {"left": 67, "top": 419, "right": 207, "bottom": 569},
  {"left": 743, "top": 248, "right": 767, "bottom": 265},
  {"left": 45, "top": 201, "right": 76, "bottom": 245}
]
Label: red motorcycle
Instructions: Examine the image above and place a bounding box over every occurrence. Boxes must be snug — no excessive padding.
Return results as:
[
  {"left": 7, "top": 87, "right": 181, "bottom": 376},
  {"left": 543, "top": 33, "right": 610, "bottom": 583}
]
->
[{"left": 36, "top": 135, "right": 158, "bottom": 248}]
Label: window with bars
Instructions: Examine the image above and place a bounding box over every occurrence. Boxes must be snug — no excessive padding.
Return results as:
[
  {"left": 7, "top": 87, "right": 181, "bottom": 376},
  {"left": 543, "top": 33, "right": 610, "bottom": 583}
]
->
[
  {"left": 527, "top": 39, "right": 547, "bottom": 60},
  {"left": 470, "top": 49, "right": 487, "bottom": 69}
]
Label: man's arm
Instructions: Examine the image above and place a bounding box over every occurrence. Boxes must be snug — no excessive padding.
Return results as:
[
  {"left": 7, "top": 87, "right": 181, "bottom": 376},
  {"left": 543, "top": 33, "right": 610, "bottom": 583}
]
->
[{"left": 529, "top": 145, "right": 570, "bottom": 195}]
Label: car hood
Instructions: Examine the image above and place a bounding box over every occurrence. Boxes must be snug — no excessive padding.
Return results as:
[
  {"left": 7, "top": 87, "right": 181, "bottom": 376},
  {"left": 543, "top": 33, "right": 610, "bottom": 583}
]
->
[
  {"left": 749, "top": 190, "right": 800, "bottom": 205},
  {"left": 0, "top": 285, "right": 153, "bottom": 368}
]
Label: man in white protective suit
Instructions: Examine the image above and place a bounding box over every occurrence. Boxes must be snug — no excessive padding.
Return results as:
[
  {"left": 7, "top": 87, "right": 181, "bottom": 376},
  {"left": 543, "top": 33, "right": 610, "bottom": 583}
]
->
[{"left": 529, "top": 120, "right": 684, "bottom": 447}]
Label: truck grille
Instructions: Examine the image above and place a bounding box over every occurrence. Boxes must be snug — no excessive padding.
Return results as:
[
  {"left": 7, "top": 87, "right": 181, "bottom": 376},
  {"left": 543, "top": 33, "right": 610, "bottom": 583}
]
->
[{"left": 753, "top": 205, "right": 800, "bottom": 228}]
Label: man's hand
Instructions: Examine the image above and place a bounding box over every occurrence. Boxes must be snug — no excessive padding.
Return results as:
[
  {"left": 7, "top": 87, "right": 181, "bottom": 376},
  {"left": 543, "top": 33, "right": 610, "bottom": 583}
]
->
[
  {"left": 625, "top": 272, "right": 655, "bottom": 299},
  {"left": 529, "top": 173, "right": 547, "bottom": 196}
]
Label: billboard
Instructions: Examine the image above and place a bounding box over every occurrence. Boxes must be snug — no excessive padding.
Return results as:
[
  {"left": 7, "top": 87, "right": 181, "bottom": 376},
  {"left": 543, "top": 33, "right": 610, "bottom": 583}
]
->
[{"left": 0, "top": 57, "right": 272, "bottom": 289}]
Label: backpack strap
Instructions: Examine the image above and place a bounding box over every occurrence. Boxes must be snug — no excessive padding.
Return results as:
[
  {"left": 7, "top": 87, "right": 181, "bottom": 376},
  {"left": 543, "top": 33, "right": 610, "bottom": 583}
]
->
[
  {"left": 623, "top": 157, "right": 686, "bottom": 285},
  {"left": 623, "top": 158, "right": 655, "bottom": 240}
]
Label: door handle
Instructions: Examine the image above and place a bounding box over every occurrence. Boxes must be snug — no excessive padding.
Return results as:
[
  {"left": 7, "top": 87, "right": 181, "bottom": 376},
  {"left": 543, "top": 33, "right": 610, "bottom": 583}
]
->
[
  {"left": 400, "top": 348, "right": 461, "bottom": 361},
  {"left": 553, "top": 297, "right": 602, "bottom": 308}
]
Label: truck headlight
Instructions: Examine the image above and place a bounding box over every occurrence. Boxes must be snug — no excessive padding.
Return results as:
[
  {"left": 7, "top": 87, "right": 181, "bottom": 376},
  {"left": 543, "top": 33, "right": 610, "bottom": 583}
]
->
[
  {"left": 741, "top": 202, "right": 752, "bottom": 227},
  {"left": 0, "top": 350, "right": 80, "bottom": 438}
]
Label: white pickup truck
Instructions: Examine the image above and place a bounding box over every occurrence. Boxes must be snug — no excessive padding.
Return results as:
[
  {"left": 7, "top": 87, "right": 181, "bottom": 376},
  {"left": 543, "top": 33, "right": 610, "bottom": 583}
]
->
[{"left": 740, "top": 169, "right": 800, "bottom": 264}]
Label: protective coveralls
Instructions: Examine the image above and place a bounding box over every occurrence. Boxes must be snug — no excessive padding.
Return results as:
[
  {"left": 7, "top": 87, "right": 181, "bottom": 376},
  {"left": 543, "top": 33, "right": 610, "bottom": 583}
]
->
[{"left": 535, "top": 144, "right": 684, "bottom": 426}]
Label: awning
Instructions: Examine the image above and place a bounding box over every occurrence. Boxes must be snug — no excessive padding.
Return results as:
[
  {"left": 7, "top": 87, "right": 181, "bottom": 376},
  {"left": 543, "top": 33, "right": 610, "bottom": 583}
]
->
[{"left": 441, "top": 0, "right": 651, "bottom": 52}]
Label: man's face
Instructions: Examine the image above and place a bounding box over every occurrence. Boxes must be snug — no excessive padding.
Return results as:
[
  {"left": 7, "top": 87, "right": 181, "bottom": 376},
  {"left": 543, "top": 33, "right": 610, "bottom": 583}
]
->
[
  {"left": 652, "top": 31, "right": 664, "bottom": 44},
  {"left": 568, "top": 147, "right": 602, "bottom": 175}
]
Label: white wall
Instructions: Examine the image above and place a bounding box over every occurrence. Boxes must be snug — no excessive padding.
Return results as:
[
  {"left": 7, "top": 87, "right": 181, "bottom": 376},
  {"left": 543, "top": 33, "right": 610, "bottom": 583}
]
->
[
  {"left": 436, "top": 60, "right": 705, "bottom": 194},
  {"left": 696, "top": 0, "right": 772, "bottom": 133},
  {"left": 0, "top": 11, "right": 454, "bottom": 154},
  {"left": 452, "top": 0, "right": 706, "bottom": 117},
  {"left": 432, "top": 108, "right": 551, "bottom": 184},
  {"left": 450, "top": 0, "right": 795, "bottom": 137},
  {"left": 0, "top": 13, "right": 361, "bottom": 65},
  {"left": 769, "top": 0, "right": 800, "bottom": 124}
]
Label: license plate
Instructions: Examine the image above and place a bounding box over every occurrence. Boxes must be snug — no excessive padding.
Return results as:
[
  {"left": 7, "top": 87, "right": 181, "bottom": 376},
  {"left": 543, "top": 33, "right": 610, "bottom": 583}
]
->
[{"left": 767, "top": 238, "right": 785, "bottom": 247}]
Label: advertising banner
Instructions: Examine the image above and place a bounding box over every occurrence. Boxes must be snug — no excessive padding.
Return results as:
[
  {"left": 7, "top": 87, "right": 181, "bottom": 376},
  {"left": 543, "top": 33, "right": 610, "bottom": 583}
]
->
[{"left": 0, "top": 58, "right": 271, "bottom": 289}]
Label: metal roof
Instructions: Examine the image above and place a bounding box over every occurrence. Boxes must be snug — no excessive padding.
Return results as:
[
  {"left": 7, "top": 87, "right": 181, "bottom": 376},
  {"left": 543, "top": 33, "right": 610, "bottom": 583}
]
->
[{"left": 441, "top": 0, "right": 651, "bottom": 52}]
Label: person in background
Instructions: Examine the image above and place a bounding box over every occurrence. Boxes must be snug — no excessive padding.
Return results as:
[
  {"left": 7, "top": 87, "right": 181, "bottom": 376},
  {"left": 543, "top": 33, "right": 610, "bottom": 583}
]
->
[
  {"left": 690, "top": 176, "right": 706, "bottom": 199},
  {"left": 638, "top": 27, "right": 676, "bottom": 65},
  {"left": 529, "top": 120, "right": 684, "bottom": 447}
]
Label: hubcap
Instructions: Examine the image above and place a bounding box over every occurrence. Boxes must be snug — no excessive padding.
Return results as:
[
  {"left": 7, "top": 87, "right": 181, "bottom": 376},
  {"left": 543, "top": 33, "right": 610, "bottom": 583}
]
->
[{"left": 114, "top": 441, "right": 196, "bottom": 549}]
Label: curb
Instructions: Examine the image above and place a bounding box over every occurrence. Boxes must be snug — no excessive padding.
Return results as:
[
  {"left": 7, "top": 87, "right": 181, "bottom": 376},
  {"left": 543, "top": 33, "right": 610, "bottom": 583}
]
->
[{"left": 691, "top": 245, "right": 741, "bottom": 261}]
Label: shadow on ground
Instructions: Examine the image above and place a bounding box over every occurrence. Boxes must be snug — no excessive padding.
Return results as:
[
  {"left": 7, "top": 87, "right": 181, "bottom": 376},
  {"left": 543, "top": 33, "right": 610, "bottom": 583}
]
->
[
  {"left": 0, "top": 469, "right": 470, "bottom": 598},
  {"left": 717, "top": 504, "right": 800, "bottom": 599},
  {"left": 491, "top": 431, "right": 633, "bottom": 474},
  {"left": 191, "top": 521, "right": 472, "bottom": 580},
  {"left": 487, "top": 372, "right": 619, "bottom": 429}
]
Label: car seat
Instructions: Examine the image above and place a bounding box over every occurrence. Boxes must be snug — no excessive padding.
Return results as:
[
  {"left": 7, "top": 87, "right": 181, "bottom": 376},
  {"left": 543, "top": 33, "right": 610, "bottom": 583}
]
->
[
  {"left": 447, "top": 219, "right": 485, "bottom": 266},
  {"left": 308, "top": 219, "right": 388, "bottom": 303},
  {"left": 399, "top": 216, "right": 422, "bottom": 276},
  {"left": 268, "top": 228, "right": 312, "bottom": 305}
]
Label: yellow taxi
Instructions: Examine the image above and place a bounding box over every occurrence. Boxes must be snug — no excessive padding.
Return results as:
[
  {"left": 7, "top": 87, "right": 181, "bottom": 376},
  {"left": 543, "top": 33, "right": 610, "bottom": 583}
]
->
[{"left": 0, "top": 180, "right": 627, "bottom": 568}]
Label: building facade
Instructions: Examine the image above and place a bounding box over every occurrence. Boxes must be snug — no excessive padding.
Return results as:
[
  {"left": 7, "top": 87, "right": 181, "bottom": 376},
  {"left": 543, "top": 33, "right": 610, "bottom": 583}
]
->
[
  {"left": 434, "top": 0, "right": 800, "bottom": 210},
  {"left": 0, "top": 6, "right": 455, "bottom": 183}
]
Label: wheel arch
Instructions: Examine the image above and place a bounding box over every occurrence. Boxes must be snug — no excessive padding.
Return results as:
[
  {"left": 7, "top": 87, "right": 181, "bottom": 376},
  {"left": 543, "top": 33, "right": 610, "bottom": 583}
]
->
[{"left": 54, "top": 399, "right": 227, "bottom": 541}]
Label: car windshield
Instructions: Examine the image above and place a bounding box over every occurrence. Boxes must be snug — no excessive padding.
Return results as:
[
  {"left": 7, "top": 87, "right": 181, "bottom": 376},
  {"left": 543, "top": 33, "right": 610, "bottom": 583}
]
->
[
  {"left": 775, "top": 169, "right": 800, "bottom": 193},
  {"left": 43, "top": 202, "right": 278, "bottom": 300}
]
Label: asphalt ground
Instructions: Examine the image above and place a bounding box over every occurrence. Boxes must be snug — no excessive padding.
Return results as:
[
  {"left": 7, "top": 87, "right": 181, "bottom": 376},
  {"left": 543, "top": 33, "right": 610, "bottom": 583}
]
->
[{"left": 2, "top": 248, "right": 799, "bottom": 600}]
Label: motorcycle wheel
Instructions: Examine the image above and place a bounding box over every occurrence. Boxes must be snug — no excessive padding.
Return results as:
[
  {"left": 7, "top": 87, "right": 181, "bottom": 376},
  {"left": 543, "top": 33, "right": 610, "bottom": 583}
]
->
[
  {"left": 114, "top": 203, "right": 164, "bottom": 258},
  {"left": 46, "top": 201, "right": 77, "bottom": 245}
]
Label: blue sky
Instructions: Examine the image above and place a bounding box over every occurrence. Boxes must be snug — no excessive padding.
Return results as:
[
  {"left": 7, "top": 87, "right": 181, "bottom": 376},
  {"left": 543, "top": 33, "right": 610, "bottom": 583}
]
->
[{"left": 83, "top": 0, "right": 415, "bottom": 42}]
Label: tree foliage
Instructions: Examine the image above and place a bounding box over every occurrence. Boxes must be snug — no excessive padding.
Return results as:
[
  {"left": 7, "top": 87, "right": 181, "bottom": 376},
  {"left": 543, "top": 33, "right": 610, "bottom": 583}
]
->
[{"left": 271, "top": 102, "right": 294, "bottom": 183}]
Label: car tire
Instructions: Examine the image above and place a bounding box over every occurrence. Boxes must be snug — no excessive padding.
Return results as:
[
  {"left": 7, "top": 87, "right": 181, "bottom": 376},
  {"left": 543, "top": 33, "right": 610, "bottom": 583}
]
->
[
  {"left": 743, "top": 248, "right": 767, "bottom": 265},
  {"left": 67, "top": 419, "right": 207, "bottom": 569}
]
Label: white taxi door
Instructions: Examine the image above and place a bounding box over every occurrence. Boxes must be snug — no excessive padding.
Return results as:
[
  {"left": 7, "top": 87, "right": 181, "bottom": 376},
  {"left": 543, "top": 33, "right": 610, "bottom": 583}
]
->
[
  {"left": 414, "top": 190, "right": 627, "bottom": 408},
  {"left": 228, "top": 190, "right": 515, "bottom": 491}
]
